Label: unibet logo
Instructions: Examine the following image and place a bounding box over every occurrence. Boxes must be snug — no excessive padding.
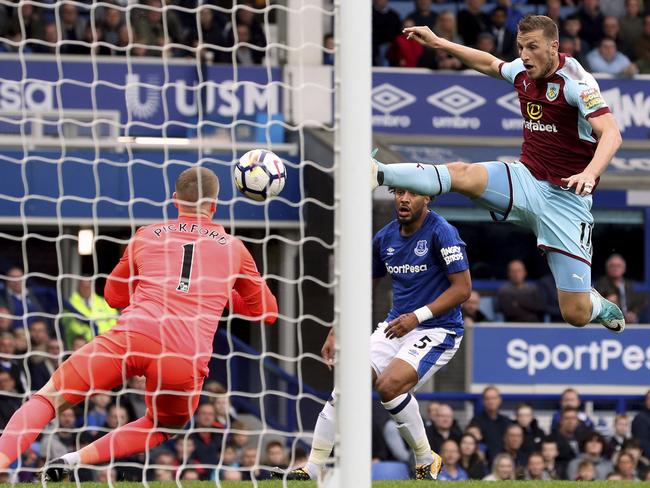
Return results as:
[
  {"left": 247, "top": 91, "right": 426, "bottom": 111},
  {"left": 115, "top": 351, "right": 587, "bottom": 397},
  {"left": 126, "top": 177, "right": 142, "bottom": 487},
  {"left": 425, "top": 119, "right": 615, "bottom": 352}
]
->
[
  {"left": 385, "top": 263, "right": 428, "bottom": 274},
  {"left": 526, "top": 102, "right": 542, "bottom": 121}
]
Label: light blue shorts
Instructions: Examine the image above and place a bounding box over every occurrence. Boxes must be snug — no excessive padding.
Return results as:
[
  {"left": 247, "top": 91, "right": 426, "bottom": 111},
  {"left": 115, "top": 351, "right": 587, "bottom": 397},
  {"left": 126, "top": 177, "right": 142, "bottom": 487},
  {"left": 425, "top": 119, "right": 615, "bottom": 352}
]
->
[{"left": 474, "top": 161, "right": 593, "bottom": 292}]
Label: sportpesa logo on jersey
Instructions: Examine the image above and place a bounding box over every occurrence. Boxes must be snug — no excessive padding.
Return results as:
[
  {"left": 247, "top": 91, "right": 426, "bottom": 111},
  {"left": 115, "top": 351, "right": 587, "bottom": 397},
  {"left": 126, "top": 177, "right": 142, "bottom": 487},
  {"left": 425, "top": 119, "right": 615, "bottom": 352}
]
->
[
  {"left": 440, "top": 246, "right": 464, "bottom": 265},
  {"left": 385, "top": 263, "right": 429, "bottom": 274}
]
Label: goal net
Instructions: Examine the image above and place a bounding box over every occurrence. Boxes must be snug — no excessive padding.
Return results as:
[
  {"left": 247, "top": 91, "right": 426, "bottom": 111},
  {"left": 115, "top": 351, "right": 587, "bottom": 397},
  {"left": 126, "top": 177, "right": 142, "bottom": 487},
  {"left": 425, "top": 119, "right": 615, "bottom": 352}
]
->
[{"left": 0, "top": 0, "right": 370, "bottom": 485}]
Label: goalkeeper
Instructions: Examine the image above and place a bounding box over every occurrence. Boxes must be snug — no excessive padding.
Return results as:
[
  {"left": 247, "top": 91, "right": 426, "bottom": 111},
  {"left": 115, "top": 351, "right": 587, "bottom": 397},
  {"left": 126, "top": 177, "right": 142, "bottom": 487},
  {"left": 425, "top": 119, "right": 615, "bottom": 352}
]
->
[
  {"left": 0, "top": 167, "right": 278, "bottom": 480},
  {"left": 287, "top": 188, "right": 471, "bottom": 481}
]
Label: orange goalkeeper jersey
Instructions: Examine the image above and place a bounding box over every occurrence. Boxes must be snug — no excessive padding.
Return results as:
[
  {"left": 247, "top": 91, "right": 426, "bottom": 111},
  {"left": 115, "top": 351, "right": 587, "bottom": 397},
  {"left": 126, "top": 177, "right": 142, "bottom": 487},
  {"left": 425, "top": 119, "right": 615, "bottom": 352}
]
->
[{"left": 104, "top": 215, "right": 278, "bottom": 369}]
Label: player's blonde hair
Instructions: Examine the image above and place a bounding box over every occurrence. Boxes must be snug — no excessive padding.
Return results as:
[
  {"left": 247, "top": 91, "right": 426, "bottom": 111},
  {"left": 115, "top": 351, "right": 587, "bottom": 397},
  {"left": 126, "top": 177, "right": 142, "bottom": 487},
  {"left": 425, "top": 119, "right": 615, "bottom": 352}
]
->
[
  {"left": 175, "top": 167, "right": 219, "bottom": 207},
  {"left": 517, "top": 15, "right": 559, "bottom": 41}
]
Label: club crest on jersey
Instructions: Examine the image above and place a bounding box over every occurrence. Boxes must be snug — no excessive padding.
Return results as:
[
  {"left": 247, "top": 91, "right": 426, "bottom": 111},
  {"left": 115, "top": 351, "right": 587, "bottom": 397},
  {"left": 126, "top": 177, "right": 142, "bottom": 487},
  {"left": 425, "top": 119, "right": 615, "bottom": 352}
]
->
[
  {"left": 414, "top": 240, "right": 429, "bottom": 257},
  {"left": 546, "top": 83, "right": 560, "bottom": 102}
]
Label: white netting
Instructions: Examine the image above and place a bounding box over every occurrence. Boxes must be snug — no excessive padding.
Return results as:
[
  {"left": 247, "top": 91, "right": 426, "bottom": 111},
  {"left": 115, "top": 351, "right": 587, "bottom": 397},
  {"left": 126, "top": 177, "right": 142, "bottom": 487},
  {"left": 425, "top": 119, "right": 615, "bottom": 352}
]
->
[{"left": 0, "top": 0, "right": 337, "bottom": 484}]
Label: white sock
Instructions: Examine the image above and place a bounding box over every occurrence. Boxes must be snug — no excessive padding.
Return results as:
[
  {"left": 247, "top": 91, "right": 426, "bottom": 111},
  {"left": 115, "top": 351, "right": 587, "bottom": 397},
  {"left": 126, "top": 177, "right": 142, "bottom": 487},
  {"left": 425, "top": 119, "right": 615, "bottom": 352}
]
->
[
  {"left": 381, "top": 393, "right": 433, "bottom": 465},
  {"left": 306, "top": 395, "right": 336, "bottom": 479},
  {"left": 590, "top": 291, "right": 603, "bottom": 322},
  {"left": 61, "top": 451, "right": 80, "bottom": 466}
]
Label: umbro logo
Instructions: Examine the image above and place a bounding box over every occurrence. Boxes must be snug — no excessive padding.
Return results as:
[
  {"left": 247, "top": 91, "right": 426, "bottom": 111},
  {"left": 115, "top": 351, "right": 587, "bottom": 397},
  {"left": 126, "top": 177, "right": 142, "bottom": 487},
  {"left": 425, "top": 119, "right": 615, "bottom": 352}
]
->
[
  {"left": 496, "top": 92, "right": 521, "bottom": 115},
  {"left": 371, "top": 83, "right": 417, "bottom": 114},
  {"left": 387, "top": 247, "right": 395, "bottom": 256},
  {"left": 426, "top": 85, "right": 485, "bottom": 115}
]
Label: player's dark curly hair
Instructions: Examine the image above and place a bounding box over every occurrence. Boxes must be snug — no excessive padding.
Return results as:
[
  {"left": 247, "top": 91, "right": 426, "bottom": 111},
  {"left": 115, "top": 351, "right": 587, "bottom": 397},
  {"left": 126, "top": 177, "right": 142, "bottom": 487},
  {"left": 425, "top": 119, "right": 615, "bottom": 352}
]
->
[{"left": 518, "top": 15, "right": 559, "bottom": 41}]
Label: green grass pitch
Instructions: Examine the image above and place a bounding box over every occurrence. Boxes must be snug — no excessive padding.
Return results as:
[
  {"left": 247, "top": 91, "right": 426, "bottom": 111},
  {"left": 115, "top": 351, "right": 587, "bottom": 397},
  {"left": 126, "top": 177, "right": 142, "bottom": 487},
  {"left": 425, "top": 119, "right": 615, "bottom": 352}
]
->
[{"left": 1, "top": 482, "right": 639, "bottom": 487}]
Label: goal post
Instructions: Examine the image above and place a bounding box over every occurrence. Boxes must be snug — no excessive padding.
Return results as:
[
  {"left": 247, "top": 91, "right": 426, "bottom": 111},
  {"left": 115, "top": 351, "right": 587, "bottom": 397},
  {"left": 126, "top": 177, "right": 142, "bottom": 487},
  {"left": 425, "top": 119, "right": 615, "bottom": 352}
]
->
[{"left": 335, "top": 1, "right": 372, "bottom": 488}]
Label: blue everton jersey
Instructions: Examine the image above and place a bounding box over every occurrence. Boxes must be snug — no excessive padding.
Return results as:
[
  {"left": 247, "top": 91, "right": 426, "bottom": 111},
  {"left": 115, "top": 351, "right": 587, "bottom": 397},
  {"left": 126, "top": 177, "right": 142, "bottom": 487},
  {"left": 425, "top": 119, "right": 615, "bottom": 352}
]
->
[{"left": 373, "top": 211, "right": 468, "bottom": 334}]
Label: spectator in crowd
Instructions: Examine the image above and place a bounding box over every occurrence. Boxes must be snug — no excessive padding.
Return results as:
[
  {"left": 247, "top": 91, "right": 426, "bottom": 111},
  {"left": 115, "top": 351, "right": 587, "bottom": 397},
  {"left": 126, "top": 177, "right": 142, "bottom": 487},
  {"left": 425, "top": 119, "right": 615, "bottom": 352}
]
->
[
  {"left": 85, "top": 393, "right": 111, "bottom": 429},
  {"left": 2, "top": 266, "right": 45, "bottom": 330},
  {"left": 497, "top": 260, "right": 544, "bottom": 322},
  {"left": 551, "top": 388, "right": 594, "bottom": 435},
  {"left": 191, "top": 402, "right": 223, "bottom": 465},
  {"left": 438, "top": 439, "right": 469, "bottom": 481},
  {"left": 545, "top": 0, "right": 563, "bottom": 27},
  {"left": 575, "top": 459, "right": 596, "bottom": 480},
  {"left": 259, "top": 441, "right": 287, "bottom": 478},
  {"left": 514, "top": 403, "right": 545, "bottom": 455},
  {"left": 621, "top": 438, "right": 650, "bottom": 478},
  {"left": 406, "top": 0, "right": 437, "bottom": 30},
  {"left": 32, "top": 23, "right": 58, "bottom": 55},
  {"left": 596, "top": 254, "right": 646, "bottom": 323},
  {"left": 483, "top": 452, "right": 515, "bottom": 480},
  {"left": 615, "top": 451, "right": 640, "bottom": 480},
  {"left": 426, "top": 403, "right": 463, "bottom": 453},
  {"left": 469, "top": 386, "right": 511, "bottom": 465},
  {"left": 536, "top": 273, "right": 565, "bottom": 321},
  {"left": 59, "top": 3, "right": 88, "bottom": 55},
  {"left": 602, "top": 16, "right": 634, "bottom": 59},
  {"left": 495, "top": 0, "right": 524, "bottom": 33},
  {"left": 98, "top": 4, "right": 126, "bottom": 56},
  {"left": 607, "top": 413, "right": 632, "bottom": 458},
  {"left": 65, "top": 276, "right": 118, "bottom": 350},
  {"left": 70, "top": 335, "right": 88, "bottom": 351},
  {"left": 549, "top": 407, "right": 582, "bottom": 479},
  {"left": 188, "top": 6, "right": 226, "bottom": 63},
  {"left": 388, "top": 18, "right": 425, "bottom": 67},
  {"left": 457, "top": 0, "right": 489, "bottom": 47},
  {"left": 566, "top": 432, "right": 613, "bottom": 480},
  {"left": 587, "top": 38, "right": 637, "bottom": 76},
  {"left": 131, "top": 0, "right": 184, "bottom": 56},
  {"left": 576, "top": 0, "right": 605, "bottom": 46},
  {"left": 323, "top": 33, "right": 334, "bottom": 65},
  {"left": 488, "top": 6, "right": 516, "bottom": 60},
  {"left": 501, "top": 424, "right": 527, "bottom": 468},
  {"left": 419, "top": 11, "right": 464, "bottom": 69},
  {"left": 521, "top": 451, "right": 551, "bottom": 480},
  {"left": 174, "top": 437, "right": 206, "bottom": 479},
  {"left": 28, "top": 337, "right": 61, "bottom": 391},
  {"left": 223, "top": 0, "right": 266, "bottom": 53},
  {"left": 424, "top": 401, "right": 439, "bottom": 429},
  {"left": 0, "top": 370, "right": 22, "bottom": 429},
  {"left": 27, "top": 319, "right": 50, "bottom": 356},
  {"left": 0, "top": 332, "right": 25, "bottom": 393},
  {"left": 8, "top": 4, "right": 45, "bottom": 45},
  {"left": 40, "top": 409, "right": 78, "bottom": 460},
  {"left": 476, "top": 32, "right": 496, "bottom": 55},
  {"left": 239, "top": 446, "right": 260, "bottom": 481},
  {"left": 600, "top": 0, "right": 626, "bottom": 17},
  {"left": 459, "top": 433, "right": 488, "bottom": 479},
  {"left": 461, "top": 290, "right": 487, "bottom": 325},
  {"left": 465, "top": 423, "right": 488, "bottom": 458},
  {"left": 13, "top": 329, "right": 27, "bottom": 355},
  {"left": 0, "top": 307, "right": 11, "bottom": 334},
  {"left": 637, "top": 40, "right": 650, "bottom": 72},
  {"left": 562, "top": 13, "right": 590, "bottom": 56},
  {"left": 372, "top": 0, "right": 402, "bottom": 66},
  {"left": 123, "top": 375, "right": 147, "bottom": 420},
  {"left": 619, "top": 0, "right": 644, "bottom": 50},
  {"left": 541, "top": 437, "right": 560, "bottom": 479},
  {"left": 636, "top": 15, "right": 650, "bottom": 62}
]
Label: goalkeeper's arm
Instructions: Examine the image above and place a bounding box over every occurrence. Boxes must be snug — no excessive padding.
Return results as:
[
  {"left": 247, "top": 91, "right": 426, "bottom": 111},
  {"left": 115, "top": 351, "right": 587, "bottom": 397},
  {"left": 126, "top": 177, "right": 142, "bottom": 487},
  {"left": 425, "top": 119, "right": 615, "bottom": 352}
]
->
[{"left": 403, "top": 26, "right": 504, "bottom": 78}]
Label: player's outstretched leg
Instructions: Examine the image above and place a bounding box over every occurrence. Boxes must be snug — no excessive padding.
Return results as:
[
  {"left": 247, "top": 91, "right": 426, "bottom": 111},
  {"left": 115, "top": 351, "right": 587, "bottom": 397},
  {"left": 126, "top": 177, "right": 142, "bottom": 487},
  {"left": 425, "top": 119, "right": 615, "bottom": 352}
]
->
[
  {"left": 375, "top": 361, "right": 442, "bottom": 480},
  {"left": 0, "top": 393, "right": 58, "bottom": 469},
  {"left": 371, "top": 154, "right": 489, "bottom": 199},
  {"left": 283, "top": 394, "right": 337, "bottom": 480},
  {"left": 43, "top": 413, "right": 175, "bottom": 481}
]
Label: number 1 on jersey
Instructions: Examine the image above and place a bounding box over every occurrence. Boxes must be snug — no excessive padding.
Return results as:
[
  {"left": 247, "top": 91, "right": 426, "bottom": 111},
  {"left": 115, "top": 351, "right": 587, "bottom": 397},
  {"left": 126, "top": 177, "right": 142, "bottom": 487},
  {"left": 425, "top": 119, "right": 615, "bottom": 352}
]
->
[{"left": 177, "top": 243, "right": 194, "bottom": 293}]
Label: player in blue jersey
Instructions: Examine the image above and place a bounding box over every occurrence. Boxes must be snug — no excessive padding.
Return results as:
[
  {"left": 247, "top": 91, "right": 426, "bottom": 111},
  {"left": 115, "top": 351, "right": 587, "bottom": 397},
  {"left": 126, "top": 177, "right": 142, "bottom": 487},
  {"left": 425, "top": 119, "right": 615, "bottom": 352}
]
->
[
  {"left": 284, "top": 188, "right": 471, "bottom": 481},
  {"left": 371, "top": 15, "right": 625, "bottom": 334}
]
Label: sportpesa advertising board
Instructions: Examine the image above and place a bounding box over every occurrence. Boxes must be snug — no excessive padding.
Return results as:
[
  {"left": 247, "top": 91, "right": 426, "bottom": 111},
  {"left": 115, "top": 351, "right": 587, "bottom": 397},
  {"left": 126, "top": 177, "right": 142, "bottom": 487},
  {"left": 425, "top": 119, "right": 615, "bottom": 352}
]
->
[{"left": 469, "top": 323, "right": 650, "bottom": 393}]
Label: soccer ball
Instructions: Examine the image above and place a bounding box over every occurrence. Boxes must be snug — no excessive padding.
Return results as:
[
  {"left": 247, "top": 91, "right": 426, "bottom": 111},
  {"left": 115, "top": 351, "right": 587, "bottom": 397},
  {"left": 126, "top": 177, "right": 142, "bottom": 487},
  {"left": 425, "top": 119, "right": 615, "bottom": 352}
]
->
[{"left": 234, "top": 149, "right": 287, "bottom": 202}]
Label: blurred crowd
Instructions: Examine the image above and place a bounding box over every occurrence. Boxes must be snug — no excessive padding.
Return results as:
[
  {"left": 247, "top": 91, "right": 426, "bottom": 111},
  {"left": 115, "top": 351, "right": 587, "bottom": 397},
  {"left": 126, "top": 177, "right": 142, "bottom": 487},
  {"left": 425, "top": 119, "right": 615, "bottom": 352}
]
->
[
  {"left": 1, "top": 0, "right": 650, "bottom": 76},
  {"left": 462, "top": 252, "right": 650, "bottom": 325},
  {"left": 373, "top": 387, "right": 650, "bottom": 481},
  {"left": 375, "top": 0, "right": 650, "bottom": 75}
]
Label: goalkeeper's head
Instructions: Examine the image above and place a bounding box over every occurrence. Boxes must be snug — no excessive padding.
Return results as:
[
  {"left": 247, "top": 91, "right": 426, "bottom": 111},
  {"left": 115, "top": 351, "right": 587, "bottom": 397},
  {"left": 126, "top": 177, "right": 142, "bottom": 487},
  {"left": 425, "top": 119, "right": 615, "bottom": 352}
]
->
[{"left": 173, "top": 167, "right": 219, "bottom": 217}]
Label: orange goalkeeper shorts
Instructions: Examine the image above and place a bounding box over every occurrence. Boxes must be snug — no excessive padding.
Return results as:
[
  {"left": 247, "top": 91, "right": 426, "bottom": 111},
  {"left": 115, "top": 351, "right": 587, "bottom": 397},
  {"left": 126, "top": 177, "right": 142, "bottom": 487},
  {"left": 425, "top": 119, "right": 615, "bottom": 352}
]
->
[{"left": 52, "top": 329, "right": 206, "bottom": 426}]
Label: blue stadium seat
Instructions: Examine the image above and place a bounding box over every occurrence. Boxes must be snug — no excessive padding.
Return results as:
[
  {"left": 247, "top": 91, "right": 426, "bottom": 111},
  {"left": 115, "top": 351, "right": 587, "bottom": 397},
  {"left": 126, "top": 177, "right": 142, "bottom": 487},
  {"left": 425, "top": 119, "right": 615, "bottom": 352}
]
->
[{"left": 371, "top": 461, "right": 410, "bottom": 480}]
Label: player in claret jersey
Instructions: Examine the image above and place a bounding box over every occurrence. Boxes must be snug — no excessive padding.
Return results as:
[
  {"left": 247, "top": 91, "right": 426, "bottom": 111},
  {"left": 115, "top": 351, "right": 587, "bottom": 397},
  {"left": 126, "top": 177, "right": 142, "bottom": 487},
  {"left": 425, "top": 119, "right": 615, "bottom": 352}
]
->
[
  {"left": 372, "top": 15, "right": 625, "bottom": 333},
  {"left": 0, "top": 167, "right": 278, "bottom": 480}
]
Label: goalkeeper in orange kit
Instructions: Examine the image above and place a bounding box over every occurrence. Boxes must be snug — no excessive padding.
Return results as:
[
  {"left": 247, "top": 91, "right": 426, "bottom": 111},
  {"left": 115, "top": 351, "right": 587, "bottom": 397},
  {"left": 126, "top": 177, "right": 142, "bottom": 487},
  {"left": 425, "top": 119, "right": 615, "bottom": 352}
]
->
[{"left": 0, "top": 167, "right": 278, "bottom": 480}]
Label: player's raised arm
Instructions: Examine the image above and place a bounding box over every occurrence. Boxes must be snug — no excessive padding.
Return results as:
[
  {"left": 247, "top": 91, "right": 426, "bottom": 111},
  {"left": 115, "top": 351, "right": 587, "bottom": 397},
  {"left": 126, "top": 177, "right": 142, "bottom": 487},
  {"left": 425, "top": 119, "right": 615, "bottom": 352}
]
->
[
  {"left": 232, "top": 241, "right": 278, "bottom": 324},
  {"left": 403, "top": 26, "right": 503, "bottom": 78}
]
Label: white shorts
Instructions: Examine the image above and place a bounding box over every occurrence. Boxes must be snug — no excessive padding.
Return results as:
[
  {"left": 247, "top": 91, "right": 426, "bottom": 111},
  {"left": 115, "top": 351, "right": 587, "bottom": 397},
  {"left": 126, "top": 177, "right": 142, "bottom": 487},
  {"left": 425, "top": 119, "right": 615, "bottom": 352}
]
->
[{"left": 370, "top": 322, "right": 462, "bottom": 391}]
